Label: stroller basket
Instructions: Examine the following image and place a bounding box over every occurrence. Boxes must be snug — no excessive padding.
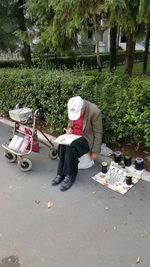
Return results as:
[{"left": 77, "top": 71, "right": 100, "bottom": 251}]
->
[
  {"left": 2, "top": 106, "right": 58, "bottom": 172},
  {"left": 2, "top": 144, "right": 31, "bottom": 157},
  {"left": 9, "top": 108, "right": 32, "bottom": 123}
]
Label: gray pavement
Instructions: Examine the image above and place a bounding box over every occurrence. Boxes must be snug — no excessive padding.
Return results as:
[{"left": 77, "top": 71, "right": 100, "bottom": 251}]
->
[{"left": 0, "top": 122, "right": 150, "bottom": 267}]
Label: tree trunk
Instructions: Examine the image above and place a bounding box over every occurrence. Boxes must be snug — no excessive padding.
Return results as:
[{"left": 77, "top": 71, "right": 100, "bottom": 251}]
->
[
  {"left": 124, "top": 33, "right": 135, "bottom": 76},
  {"left": 143, "top": 23, "right": 150, "bottom": 74},
  {"left": 94, "top": 18, "right": 102, "bottom": 72},
  {"left": 22, "top": 41, "right": 32, "bottom": 68},
  {"left": 110, "top": 26, "right": 118, "bottom": 72},
  {"left": 17, "top": 0, "right": 32, "bottom": 67}
]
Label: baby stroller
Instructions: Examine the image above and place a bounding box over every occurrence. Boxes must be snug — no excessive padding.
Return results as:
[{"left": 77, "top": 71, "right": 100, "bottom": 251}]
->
[{"left": 2, "top": 105, "right": 58, "bottom": 172}]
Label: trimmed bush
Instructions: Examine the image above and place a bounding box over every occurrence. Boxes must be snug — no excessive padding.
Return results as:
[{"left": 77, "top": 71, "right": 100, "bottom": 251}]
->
[
  {"left": 0, "top": 51, "right": 148, "bottom": 69},
  {"left": 34, "top": 51, "right": 148, "bottom": 69},
  {"left": 0, "top": 68, "right": 149, "bottom": 147},
  {"left": 0, "top": 59, "right": 24, "bottom": 68}
]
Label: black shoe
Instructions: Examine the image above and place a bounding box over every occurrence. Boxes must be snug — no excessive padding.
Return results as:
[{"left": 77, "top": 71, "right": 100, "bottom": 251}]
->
[
  {"left": 51, "top": 175, "right": 65, "bottom": 186},
  {"left": 60, "top": 175, "right": 75, "bottom": 191}
]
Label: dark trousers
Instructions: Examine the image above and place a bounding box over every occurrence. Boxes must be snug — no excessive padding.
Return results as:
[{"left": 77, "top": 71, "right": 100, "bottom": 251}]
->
[{"left": 57, "top": 137, "right": 89, "bottom": 178}]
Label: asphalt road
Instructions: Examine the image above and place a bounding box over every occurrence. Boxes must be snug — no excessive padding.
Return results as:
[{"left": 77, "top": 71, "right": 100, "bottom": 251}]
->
[{"left": 0, "top": 122, "right": 150, "bottom": 267}]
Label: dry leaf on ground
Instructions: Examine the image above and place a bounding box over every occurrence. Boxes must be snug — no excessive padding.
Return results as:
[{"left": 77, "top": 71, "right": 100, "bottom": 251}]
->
[
  {"left": 143, "top": 151, "right": 149, "bottom": 155},
  {"left": 136, "top": 256, "right": 141, "bottom": 263},
  {"left": 48, "top": 202, "right": 54, "bottom": 209},
  {"left": 35, "top": 200, "right": 40, "bottom": 204}
]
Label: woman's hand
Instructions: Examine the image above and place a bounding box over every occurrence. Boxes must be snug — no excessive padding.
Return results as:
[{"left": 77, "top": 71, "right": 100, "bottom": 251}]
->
[
  {"left": 66, "top": 127, "right": 73, "bottom": 134},
  {"left": 90, "top": 152, "right": 98, "bottom": 161}
]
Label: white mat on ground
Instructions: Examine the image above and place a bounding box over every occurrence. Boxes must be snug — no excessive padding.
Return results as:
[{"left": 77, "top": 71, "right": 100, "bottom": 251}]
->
[{"left": 91, "top": 162, "right": 144, "bottom": 194}]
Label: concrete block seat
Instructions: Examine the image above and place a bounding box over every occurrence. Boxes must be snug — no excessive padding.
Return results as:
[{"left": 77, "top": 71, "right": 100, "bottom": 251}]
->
[{"left": 78, "top": 153, "right": 94, "bottom": 169}]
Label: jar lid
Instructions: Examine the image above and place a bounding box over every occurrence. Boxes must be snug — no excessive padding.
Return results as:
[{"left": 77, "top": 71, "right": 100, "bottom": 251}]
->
[
  {"left": 126, "top": 173, "right": 132, "bottom": 177},
  {"left": 102, "top": 162, "right": 108, "bottom": 167},
  {"left": 114, "top": 151, "right": 122, "bottom": 155},
  {"left": 119, "top": 161, "right": 125, "bottom": 167},
  {"left": 124, "top": 155, "right": 131, "bottom": 159},
  {"left": 135, "top": 157, "right": 144, "bottom": 163}
]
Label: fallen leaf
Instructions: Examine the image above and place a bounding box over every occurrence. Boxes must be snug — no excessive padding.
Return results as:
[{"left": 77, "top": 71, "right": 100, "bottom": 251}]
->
[
  {"left": 143, "top": 151, "right": 150, "bottom": 155},
  {"left": 144, "top": 230, "right": 148, "bottom": 235},
  {"left": 136, "top": 256, "right": 141, "bottom": 263},
  {"left": 48, "top": 202, "right": 53, "bottom": 209},
  {"left": 35, "top": 200, "right": 40, "bottom": 204}
]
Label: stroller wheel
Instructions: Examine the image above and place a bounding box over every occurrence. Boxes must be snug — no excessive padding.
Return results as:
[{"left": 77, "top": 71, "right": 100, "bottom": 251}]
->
[
  {"left": 17, "top": 158, "right": 32, "bottom": 172},
  {"left": 4, "top": 150, "right": 17, "bottom": 163},
  {"left": 49, "top": 148, "right": 58, "bottom": 160}
]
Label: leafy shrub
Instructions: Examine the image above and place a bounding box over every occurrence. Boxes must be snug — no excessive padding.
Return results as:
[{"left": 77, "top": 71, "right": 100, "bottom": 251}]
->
[
  {"left": 0, "top": 51, "right": 147, "bottom": 69},
  {"left": 0, "top": 59, "right": 24, "bottom": 68},
  {"left": 0, "top": 68, "right": 149, "bottom": 147},
  {"left": 34, "top": 51, "right": 147, "bottom": 69},
  {"left": 122, "top": 77, "right": 150, "bottom": 147}
]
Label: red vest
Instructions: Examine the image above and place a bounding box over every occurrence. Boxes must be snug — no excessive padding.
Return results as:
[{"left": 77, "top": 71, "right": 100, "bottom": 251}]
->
[{"left": 72, "top": 114, "right": 84, "bottom": 135}]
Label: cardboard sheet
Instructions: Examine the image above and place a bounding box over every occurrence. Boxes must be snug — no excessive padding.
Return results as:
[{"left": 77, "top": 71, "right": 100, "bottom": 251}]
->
[{"left": 92, "top": 161, "right": 144, "bottom": 194}]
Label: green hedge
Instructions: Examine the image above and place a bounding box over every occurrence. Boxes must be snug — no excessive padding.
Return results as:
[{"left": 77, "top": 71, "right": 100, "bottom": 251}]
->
[
  {"left": 34, "top": 51, "right": 148, "bottom": 69},
  {"left": 0, "top": 51, "right": 148, "bottom": 69},
  {"left": 0, "top": 68, "right": 150, "bottom": 147},
  {"left": 0, "top": 59, "right": 25, "bottom": 68}
]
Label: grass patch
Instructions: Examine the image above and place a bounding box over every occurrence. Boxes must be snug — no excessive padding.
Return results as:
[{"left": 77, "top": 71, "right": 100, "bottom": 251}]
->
[{"left": 84, "top": 61, "right": 150, "bottom": 76}]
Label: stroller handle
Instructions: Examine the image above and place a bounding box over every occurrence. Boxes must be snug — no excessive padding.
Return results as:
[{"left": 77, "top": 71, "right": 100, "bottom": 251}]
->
[{"left": 34, "top": 108, "right": 46, "bottom": 119}]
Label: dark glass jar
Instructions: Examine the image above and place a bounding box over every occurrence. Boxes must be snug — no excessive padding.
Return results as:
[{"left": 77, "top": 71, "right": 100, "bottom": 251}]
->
[
  {"left": 126, "top": 173, "right": 132, "bottom": 185},
  {"left": 124, "top": 155, "right": 132, "bottom": 167},
  {"left": 101, "top": 162, "right": 108, "bottom": 173},
  {"left": 114, "top": 151, "right": 122, "bottom": 163},
  {"left": 135, "top": 157, "right": 144, "bottom": 170}
]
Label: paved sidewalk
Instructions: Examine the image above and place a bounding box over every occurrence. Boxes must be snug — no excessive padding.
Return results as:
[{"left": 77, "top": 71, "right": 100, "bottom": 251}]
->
[{"left": 0, "top": 121, "right": 150, "bottom": 267}]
